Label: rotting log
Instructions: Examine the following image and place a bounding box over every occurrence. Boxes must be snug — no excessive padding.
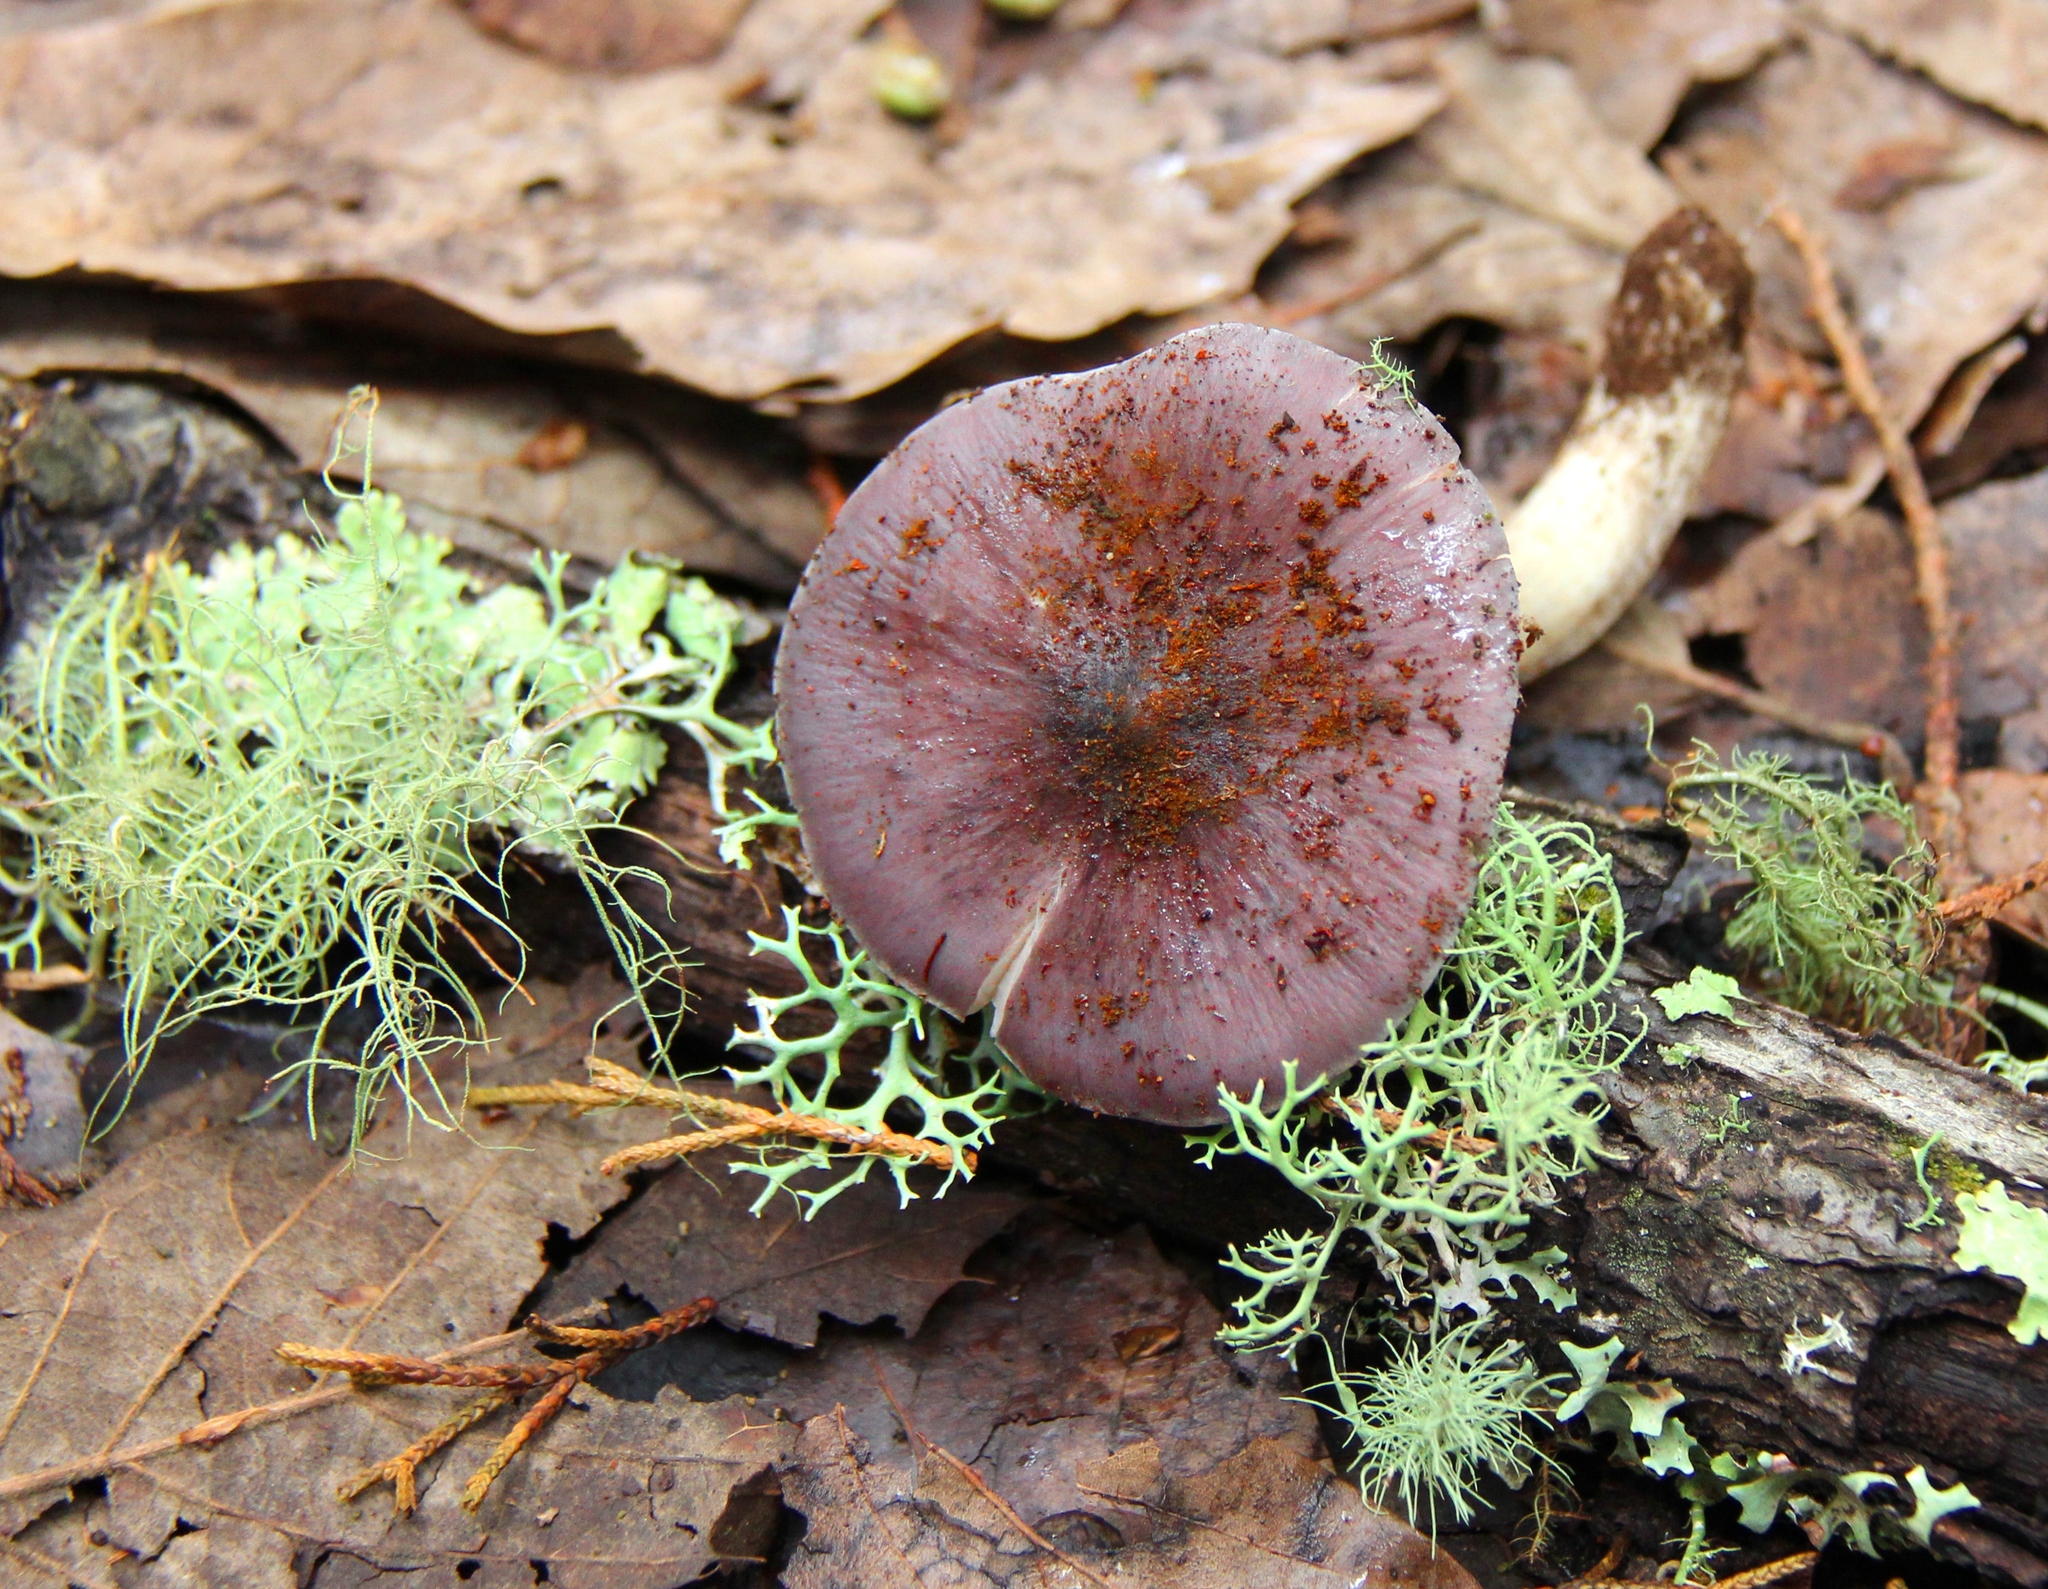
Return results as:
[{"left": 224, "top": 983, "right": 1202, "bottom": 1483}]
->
[{"left": 1557, "top": 961, "right": 2048, "bottom": 1586}]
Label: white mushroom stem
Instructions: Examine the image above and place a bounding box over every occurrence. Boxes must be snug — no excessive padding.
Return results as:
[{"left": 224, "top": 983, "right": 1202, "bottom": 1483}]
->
[{"left": 1510, "top": 208, "right": 1752, "bottom": 681}]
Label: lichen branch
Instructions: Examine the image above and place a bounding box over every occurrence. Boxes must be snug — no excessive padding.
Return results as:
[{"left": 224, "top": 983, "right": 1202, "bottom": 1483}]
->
[{"left": 277, "top": 1295, "right": 716, "bottom": 1513}]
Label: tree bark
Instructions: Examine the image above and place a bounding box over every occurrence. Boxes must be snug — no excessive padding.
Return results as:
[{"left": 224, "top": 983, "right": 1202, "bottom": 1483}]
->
[{"left": 1561, "top": 959, "right": 2048, "bottom": 1585}]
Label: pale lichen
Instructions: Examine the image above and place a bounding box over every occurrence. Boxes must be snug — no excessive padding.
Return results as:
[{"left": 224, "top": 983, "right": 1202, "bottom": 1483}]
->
[{"left": 0, "top": 482, "right": 765, "bottom": 1143}]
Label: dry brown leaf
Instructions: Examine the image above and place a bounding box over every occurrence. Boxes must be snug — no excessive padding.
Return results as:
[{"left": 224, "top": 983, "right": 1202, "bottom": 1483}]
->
[
  {"left": 1924, "top": 333, "right": 2048, "bottom": 501},
  {"left": 1265, "top": 29, "right": 1676, "bottom": 358},
  {"left": 0, "top": 976, "right": 800, "bottom": 1585},
  {"left": 1802, "top": 0, "right": 2048, "bottom": 133},
  {"left": 1959, "top": 769, "right": 2048, "bottom": 948},
  {"left": 1519, "top": 643, "right": 1704, "bottom": 736},
  {"left": 1678, "top": 465, "right": 2048, "bottom": 743},
  {"left": 0, "top": 286, "right": 823, "bottom": 586},
  {"left": 1939, "top": 467, "right": 2048, "bottom": 730},
  {"left": 1415, "top": 34, "right": 1681, "bottom": 250},
  {"left": 1174, "top": 0, "right": 1476, "bottom": 57},
  {"left": 546, "top": 1146, "right": 1027, "bottom": 1347},
  {"left": 1685, "top": 507, "right": 1926, "bottom": 739},
  {"left": 461, "top": 0, "right": 754, "bottom": 72},
  {"left": 770, "top": 1214, "right": 1471, "bottom": 1587},
  {"left": 0, "top": 0, "right": 1443, "bottom": 403},
  {"left": 1497, "top": 0, "right": 1790, "bottom": 148},
  {"left": 1661, "top": 26, "right": 2048, "bottom": 533}
]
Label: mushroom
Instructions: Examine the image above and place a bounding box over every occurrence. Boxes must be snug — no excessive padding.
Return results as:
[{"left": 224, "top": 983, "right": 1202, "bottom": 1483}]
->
[
  {"left": 774, "top": 323, "right": 1520, "bottom": 1125},
  {"left": 1509, "top": 206, "right": 1754, "bottom": 680}
]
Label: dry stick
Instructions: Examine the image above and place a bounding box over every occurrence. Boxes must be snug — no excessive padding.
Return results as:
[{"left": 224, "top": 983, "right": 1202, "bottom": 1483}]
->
[
  {"left": 460, "top": 1372, "right": 579, "bottom": 1510},
  {"left": 1939, "top": 857, "right": 2048, "bottom": 926},
  {"left": 0, "top": 1142, "right": 59, "bottom": 1209},
  {"left": 468, "top": 1055, "right": 974, "bottom": 1177},
  {"left": 277, "top": 1294, "right": 718, "bottom": 1513},
  {"left": 0, "top": 1322, "right": 545, "bottom": 1506},
  {"left": 0, "top": 965, "right": 90, "bottom": 992},
  {"left": 337, "top": 1389, "right": 514, "bottom": 1514},
  {"left": 1770, "top": 205, "right": 1966, "bottom": 882},
  {"left": 1599, "top": 633, "right": 1917, "bottom": 793},
  {"left": 1554, "top": 1533, "right": 1629, "bottom": 1589},
  {"left": 1321, "top": 1095, "right": 1498, "bottom": 1157},
  {"left": 1572, "top": 1551, "right": 1819, "bottom": 1589}
]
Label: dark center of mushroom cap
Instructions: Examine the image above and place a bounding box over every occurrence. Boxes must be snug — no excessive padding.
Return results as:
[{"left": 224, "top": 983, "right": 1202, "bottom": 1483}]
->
[{"left": 774, "top": 323, "right": 1520, "bottom": 1126}]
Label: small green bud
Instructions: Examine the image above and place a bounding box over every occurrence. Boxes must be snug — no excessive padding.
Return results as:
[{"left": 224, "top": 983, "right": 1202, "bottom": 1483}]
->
[
  {"left": 872, "top": 43, "right": 949, "bottom": 121},
  {"left": 985, "top": 0, "right": 1063, "bottom": 19}
]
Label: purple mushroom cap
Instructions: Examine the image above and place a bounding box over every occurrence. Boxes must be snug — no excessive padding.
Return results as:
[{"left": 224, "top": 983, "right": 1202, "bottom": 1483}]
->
[{"left": 774, "top": 323, "right": 1520, "bottom": 1126}]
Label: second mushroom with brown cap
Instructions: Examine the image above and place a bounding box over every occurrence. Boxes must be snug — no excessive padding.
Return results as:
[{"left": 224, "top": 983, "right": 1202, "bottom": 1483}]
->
[{"left": 775, "top": 323, "right": 1522, "bottom": 1126}]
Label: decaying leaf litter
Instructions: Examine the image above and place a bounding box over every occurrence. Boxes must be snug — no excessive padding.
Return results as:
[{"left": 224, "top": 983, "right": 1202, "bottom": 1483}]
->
[{"left": 1, "top": 0, "right": 2048, "bottom": 1585}]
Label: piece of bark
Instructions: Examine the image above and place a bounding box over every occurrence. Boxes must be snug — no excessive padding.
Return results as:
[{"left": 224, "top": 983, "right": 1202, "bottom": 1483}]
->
[{"left": 1557, "top": 954, "right": 2048, "bottom": 1580}]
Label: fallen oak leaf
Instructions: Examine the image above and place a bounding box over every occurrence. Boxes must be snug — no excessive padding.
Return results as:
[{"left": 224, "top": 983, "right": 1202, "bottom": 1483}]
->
[
  {"left": 544, "top": 1142, "right": 1026, "bottom": 1349},
  {"left": 0, "top": 0, "right": 1445, "bottom": 403},
  {"left": 765, "top": 1214, "right": 1476, "bottom": 1588}
]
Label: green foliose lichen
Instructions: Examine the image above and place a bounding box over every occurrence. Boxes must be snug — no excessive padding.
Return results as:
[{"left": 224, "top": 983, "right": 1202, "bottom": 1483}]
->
[{"left": 1954, "top": 1180, "right": 2048, "bottom": 1345}]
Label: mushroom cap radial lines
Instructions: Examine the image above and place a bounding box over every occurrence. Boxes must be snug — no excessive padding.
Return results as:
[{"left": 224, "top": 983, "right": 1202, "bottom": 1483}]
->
[{"left": 774, "top": 323, "right": 1520, "bottom": 1125}]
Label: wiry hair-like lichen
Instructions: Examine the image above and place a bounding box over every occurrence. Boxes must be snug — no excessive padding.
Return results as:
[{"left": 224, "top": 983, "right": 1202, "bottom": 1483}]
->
[
  {"left": 1311, "top": 1321, "right": 1558, "bottom": 1530},
  {"left": 0, "top": 481, "right": 768, "bottom": 1143},
  {"left": 1200, "top": 810, "right": 1629, "bottom": 1353},
  {"left": 1663, "top": 741, "right": 1942, "bottom": 1032}
]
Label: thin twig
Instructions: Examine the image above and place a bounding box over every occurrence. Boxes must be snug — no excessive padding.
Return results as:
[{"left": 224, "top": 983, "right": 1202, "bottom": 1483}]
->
[
  {"left": 0, "top": 965, "right": 90, "bottom": 992},
  {"left": 461, "top": 1371, "right": 579, "bottom": 1509},
  {"left": 1770, "top": 205, "right": 1965, "bottom": 881},
  {"left": 0, "top": 1143, "right": 59, "bottom": 1208},
  {"left": 1938, "top": 857, "right": 2048, "bottom": 925},
  {"left": 1600, "top": 630, "right": 1916, "bottom": 793},
  {"left": 1571, "top": 1550, "right": 1818, "bottom": 1589},
  {"left": 432, "top": 905, "right": 536, "bottom": 1007},
  {"left": 0, "top": 1322, "right": 549, "bottom": 1506},
  {"left": 337, "top": 1389, "right": 514, "bottom": 1514},
  {"left": 807, "top": 452, "right": 847, "bottom": 528},
  {"left": 1555, "top": 1533, "right": 1628, "bottom": 1589},
  {"left": 468, "top": 1054, "right": 974, "bottom": 1177},
  {"left": 278, "top": 1295, "right": 718, "bottom": 1513},
  {"left": 1320, "top": 1094, "right": 1497, "bottom": 1156}
]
